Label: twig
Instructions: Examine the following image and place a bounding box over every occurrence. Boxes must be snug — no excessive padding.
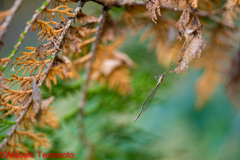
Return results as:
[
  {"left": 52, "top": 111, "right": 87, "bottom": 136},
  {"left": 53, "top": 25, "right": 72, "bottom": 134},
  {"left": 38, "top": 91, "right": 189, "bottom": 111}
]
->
[
  {"left": 88, "top": 0, "right": 234, "bottom": 30},
  {"left": 0, "top": 0, "right": 23, "bottom": 41},
  {"left": 0, "top": 1, "right": 85, "bottom": 151},
  {"left": 0, "top": 0, "right": 53, "bottom": 72},
  {"left": 78, "top": 6, "right": 108, "bottom": 160},
  {"left": 90, "top": 0, "right": 227, "bottom": 17}
]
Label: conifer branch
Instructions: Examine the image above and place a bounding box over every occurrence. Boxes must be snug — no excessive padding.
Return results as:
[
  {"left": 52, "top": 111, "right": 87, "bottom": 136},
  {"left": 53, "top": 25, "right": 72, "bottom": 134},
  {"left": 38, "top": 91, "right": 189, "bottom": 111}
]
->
[
  {"left": 88, "top": 0, "right": 234, "bottom": 29},
  {"left": 0, "top": 0, "right": 53, "bottom": 72},
  {"left": 0, "top": 0, "right": 23, "bottom": 42},
  {"left": 78, "top": 7, "right": 109, "bottom": 160},
  {"left": 0, "top": 1, "right": 85, "bottom": 151},
  {"left": 89, "top": 0, "right": 226, "bottom": 17}
]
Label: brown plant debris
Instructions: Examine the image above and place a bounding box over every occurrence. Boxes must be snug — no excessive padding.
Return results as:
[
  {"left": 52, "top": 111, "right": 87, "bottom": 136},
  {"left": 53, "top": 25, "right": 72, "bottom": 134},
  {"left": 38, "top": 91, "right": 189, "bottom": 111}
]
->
[
  {"left": 90, "top": 38, "right": 136, "bottom": 94},
  {"left": 171, "top": 14, "right": 206, "bottom": 73},
  {"left": 32, "top": 77, "right": 43, "bottom": 113}
]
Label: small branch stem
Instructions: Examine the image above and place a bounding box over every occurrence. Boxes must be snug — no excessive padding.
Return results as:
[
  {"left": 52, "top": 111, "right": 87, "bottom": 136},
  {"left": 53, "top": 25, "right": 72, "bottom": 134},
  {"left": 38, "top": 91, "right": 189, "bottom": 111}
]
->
[
  {"left": 89, "top": 0, "right": 226, "bottom": 17},
  {"left": 0, "top": 0, "right": 23, "bottom": 41},
  {"left": 78, "top": 6, "right": 108, "bottom": 160}
]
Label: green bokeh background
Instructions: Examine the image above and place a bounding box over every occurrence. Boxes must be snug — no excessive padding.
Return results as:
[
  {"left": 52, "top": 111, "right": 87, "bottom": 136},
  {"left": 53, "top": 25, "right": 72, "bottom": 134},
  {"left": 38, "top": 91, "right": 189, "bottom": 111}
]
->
[{"left": 1, "top": 0, "right": 240, "bottom": 160}]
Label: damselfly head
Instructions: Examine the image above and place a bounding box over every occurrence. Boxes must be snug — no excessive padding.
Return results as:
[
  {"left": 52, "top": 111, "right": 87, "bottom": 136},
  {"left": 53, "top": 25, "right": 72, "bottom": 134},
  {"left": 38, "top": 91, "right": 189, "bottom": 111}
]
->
[{"left": 154, "top": 74, "right": 165, "bottom": 82}]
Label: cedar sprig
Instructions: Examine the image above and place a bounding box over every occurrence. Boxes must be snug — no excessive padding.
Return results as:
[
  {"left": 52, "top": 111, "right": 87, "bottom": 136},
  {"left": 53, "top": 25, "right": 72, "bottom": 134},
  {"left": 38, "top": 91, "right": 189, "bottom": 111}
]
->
[
  {"left": 0, "top": 0, "right": 53, "bottom": 72},
  {"left": 33, "top": 20, "right": 63, "bottom": 42},
  {"left": 0, "top": 0, "right": 86, "bottom": 151},
  {"left": 9, "top": 46, "right": 53, "bottom": 80},
  {"left": 41, "top": 2, "right": 75, "bottom": 21}
]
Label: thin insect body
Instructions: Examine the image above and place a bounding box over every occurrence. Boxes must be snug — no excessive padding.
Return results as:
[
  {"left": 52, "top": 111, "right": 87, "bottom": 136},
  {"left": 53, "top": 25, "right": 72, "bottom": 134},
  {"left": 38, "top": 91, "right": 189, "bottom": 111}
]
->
[
  {"left": 133, "top": 74, "right": 165, "bottom": 122},
  {"left": 133, "top": 40, "right": 189, "bottom": 122}
]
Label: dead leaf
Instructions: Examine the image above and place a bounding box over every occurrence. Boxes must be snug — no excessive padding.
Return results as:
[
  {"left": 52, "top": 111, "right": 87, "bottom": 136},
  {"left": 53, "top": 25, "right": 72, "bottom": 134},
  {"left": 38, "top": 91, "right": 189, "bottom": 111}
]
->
[
  {"left": 41, "top": 96, "right": 55, "bottom": 112},
  {"left": 32, "top": 77, "right": 43, "bottom": 113},
  {"left": 76, "top": 11, "right": 99, "bottom": 24},
  {"left": 114, "top": 51, "right": 136, "bottom": 68},
  {"left": 100, "top": 59, "right": 122, "bottom": 76}
]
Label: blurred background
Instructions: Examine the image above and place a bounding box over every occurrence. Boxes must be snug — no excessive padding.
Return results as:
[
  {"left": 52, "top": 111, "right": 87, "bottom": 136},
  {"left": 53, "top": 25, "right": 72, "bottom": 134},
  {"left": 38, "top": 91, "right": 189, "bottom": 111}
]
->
[{"left": 1, "top": 0, "right": 240, "bottom": 160}]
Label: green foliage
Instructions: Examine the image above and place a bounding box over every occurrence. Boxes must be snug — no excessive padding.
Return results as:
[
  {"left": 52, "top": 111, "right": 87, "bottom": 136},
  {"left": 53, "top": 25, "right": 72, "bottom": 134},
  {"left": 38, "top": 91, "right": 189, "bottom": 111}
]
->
[{"left": 0, "top": 119, "right": 16, "bottom": 142}]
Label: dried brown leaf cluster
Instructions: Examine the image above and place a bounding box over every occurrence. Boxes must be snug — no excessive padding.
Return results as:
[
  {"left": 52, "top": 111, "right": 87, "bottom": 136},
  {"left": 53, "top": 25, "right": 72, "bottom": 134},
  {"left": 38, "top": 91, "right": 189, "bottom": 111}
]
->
[
  {"left": 91, "top": 38, "right": 136, "bottom": 94},
  {"left": 145, "top": 0, "right": 161, "bottom": 24},
  {"left": 144, "top": 0, "right": 185, "bottom": 24},
  {"left": 171, "top": 15, "right": 206, "bottom": 73}
]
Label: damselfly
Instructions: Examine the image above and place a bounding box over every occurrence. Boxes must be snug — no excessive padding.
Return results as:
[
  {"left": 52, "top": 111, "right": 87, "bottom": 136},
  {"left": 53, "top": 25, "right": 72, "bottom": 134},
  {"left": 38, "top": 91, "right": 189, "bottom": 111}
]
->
[{"left": 133, "top": 74, "right": 165, "bottom": 122}]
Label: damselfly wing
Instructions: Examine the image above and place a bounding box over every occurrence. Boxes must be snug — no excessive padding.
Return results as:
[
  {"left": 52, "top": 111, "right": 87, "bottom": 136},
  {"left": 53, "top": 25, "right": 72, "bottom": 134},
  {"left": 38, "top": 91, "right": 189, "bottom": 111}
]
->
[{"left": 133, "top": 75, "right": 165, "bottom": 122}]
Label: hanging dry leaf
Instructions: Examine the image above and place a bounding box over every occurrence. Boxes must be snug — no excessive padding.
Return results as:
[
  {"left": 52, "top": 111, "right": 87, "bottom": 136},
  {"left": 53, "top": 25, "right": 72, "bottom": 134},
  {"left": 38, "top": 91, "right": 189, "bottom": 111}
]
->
[
  {"left": 41, "top": 96, "right": 55, "bottom": 112},
  {"left": 176, "top": 5, "right": 190, "bottom": 40},
  {"left": 32, "top": 77, "right": 43, "bottom": 113},
  {"left": 35, "top": 96, "right": 55, "bottom": 121},
  {"left": 76, "top": 11, "right": 99, "bottom": 25},
  {"left": 171, "top": 16, "right": 206, "bottom": 73}
]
